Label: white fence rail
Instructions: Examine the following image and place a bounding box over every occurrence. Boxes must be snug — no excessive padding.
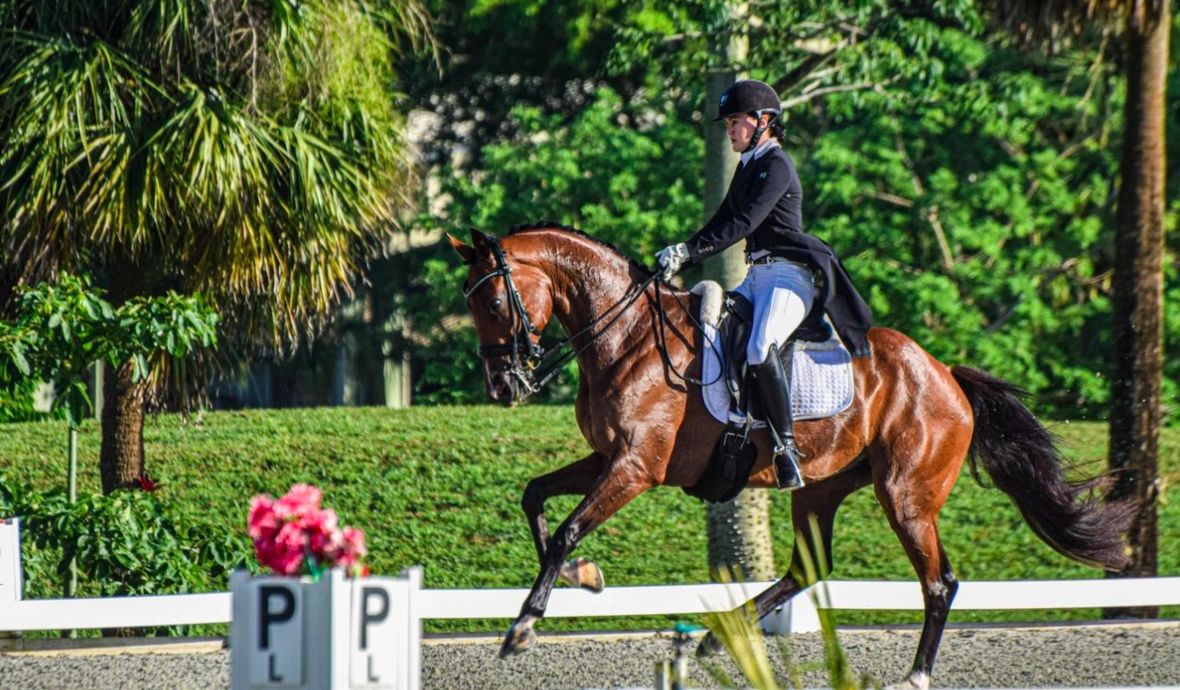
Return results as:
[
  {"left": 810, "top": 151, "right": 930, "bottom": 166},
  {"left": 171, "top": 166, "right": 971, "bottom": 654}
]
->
[
  {"left": 2, "top": 577, "right": 1179, "bottom": 634},
  {"left": 2, "top": 518, "right": 1179, "bottom": 634}
]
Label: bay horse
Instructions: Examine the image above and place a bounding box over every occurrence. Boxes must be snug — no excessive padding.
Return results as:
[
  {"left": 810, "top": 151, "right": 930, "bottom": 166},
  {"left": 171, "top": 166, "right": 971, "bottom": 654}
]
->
[{"left": 448, "top": 223, "right": 1132, "bottom": 689}]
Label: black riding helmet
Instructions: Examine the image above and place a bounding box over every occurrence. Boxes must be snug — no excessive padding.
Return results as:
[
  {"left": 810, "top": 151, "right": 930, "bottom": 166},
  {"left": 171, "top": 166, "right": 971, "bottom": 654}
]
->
[{"left": 715, "top": 79, "right": 781, "bottom": 152}]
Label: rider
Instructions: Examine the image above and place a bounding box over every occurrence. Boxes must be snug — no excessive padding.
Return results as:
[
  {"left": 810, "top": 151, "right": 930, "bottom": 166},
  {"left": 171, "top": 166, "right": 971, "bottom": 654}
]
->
[{"left": 656, "top": 79, "right": 873, "bottom": 490}]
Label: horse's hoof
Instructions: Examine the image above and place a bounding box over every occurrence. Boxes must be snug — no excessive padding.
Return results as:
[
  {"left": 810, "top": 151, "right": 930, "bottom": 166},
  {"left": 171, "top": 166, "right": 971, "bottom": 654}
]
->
[
  {"left": 558, "top": 557, "right": 605, "bottom": 593},
  {"left": 498, "top": 621, "right": 537, "bottom": 658},
  {"left": 885, "top": 671, "right": 930, "bottom": 690},
  {"left": 695, "top": 631, "right": 724, "bottom": 658}
]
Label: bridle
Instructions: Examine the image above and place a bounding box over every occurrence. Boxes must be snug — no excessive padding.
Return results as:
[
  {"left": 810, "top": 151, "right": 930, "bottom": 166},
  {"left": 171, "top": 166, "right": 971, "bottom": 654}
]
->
[{"left": 463, "top": 235, "right": 659, "bottom": 400}]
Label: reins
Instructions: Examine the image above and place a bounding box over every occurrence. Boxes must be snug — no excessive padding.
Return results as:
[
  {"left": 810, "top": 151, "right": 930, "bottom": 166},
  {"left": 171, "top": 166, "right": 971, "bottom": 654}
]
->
[
  {"left": 653, "top": 278, "right": 723, "bottom": 388},
  {"left": 524, "top": 272, "right": 660, "bottom": 395},
  {"left": 466, "top": 235, "right": 723, "bottom": 398}
]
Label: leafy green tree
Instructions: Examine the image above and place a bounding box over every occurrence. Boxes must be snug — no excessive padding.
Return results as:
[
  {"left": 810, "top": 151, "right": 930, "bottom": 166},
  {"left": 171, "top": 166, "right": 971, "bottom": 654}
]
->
[
  {"left": 0, "top": 274, "right": 216, "bottom": 595},
  {"left": 0, "top": 0, "right": 433, "bottom": 490},
  {"left": 982, "top": 0, "right": 1169, "bottom": 617},
  {"left": 398, "top": 0, "right": 658, "bottom": 168}
]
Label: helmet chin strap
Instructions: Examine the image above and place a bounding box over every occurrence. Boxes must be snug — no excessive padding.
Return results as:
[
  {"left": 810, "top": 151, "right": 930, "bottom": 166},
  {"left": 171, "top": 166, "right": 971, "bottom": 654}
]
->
[{"left": 744, "top": 109, "right": 778, "bottom": 153}]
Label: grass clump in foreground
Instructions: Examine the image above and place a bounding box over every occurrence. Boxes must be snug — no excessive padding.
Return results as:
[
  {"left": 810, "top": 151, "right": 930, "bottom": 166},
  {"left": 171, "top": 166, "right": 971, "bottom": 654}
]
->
[
  {"left": 0, "top": 405, "right": 1177, "bottom": 637},
  {"left": 700, "top": 520, "right": 878, "bottom": 690}
]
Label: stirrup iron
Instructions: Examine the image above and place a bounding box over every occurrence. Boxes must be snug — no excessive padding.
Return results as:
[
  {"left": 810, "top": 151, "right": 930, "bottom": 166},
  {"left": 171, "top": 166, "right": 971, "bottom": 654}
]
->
[{"left": 769, "top": 426, "right": 805, "bottom": 490}]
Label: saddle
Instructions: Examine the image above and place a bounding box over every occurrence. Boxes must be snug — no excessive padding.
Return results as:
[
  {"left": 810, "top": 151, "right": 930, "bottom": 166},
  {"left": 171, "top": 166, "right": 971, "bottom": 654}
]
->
[
  {"left": 684, "top": 283, "right": 847, "bottom": 503},
  {"left": 716, "top": 293, "right": 833, "bottom": 425}
]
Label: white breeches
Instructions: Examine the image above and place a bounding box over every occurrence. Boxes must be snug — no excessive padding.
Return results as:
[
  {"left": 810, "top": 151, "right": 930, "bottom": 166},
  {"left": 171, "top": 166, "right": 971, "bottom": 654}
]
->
[{"left": 733, "top": 260, "right": 816, "bottom": 365}]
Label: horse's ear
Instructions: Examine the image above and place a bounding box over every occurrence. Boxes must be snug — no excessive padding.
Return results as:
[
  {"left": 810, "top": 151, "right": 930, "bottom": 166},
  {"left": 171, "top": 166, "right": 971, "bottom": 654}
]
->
[
  {"left": 446, "top": 233, "right": 474, "bottom": 265},
  {"left": 469, "top": 227, "right": 494, "bottom": 251}
]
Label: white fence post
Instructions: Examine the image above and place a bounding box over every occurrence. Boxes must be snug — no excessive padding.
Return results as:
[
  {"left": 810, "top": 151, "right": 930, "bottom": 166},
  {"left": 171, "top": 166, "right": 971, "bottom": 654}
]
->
[
  {"left": 348, "top": 570, "right": 417, "bottom": 690},
  {"left": 0, "top": 518, "right": 21, "bottom": 641},
  {"left": 402, "top": 566, "right": 423, "bottom": 690},
  {"left": 761, "top": 592, "right": 821, "bottom": 634},
  {"left": 229, "top": 569, "right": 348, "bottom": 690},
  {"left": 0, "top": 518, "right": 20, "bottom": 605}
]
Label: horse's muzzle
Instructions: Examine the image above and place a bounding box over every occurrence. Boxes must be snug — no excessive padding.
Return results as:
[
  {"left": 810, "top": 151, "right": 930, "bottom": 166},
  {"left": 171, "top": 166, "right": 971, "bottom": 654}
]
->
[{"left": 485, "top": 366, "right": 520, "bottom": 407}]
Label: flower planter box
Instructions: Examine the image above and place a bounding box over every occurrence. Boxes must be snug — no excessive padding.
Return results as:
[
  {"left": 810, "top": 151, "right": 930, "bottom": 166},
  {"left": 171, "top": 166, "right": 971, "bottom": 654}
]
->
[{"left": 229, "top": 567, "right": 421, "bottom": 690}]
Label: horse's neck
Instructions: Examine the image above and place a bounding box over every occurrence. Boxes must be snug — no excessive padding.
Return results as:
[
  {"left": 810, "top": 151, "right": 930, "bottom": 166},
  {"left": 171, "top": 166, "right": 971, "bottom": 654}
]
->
[{"left": 543, "top": 247, "right": 658, "bottom": 371}]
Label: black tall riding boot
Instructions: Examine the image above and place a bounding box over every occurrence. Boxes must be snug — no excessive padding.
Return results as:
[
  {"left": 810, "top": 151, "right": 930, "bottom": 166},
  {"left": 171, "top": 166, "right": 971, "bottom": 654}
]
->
[{"left": 751, "top": 342, "right": 805, "bottom": 490}]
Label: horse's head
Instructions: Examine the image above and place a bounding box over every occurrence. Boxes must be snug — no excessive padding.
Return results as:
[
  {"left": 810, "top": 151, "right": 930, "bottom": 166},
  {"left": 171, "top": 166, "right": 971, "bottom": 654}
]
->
[{"left": 449, "top": 228, "right": 555, "bottom": 407}]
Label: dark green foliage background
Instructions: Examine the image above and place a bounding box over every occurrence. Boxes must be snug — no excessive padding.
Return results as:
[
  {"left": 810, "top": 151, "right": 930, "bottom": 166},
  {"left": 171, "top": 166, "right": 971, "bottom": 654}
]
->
[
  {"left": 0, "top": 406, "right": 1175, "bottom": 633},
  {"left": 400, "top": 1, "right": 1180, "bottom": 419}
]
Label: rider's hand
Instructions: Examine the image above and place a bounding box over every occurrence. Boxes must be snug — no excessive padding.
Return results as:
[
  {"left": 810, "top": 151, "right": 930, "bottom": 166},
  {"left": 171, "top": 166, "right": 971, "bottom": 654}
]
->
[{"left": 655, "top": 243, "right": 689, "bottom": 280}]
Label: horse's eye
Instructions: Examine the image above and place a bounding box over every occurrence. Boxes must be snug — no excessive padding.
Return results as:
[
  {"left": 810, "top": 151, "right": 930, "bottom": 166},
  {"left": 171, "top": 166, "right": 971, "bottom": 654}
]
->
[{"left": 489, "top": 298, "right": 503, "bottom": 314}]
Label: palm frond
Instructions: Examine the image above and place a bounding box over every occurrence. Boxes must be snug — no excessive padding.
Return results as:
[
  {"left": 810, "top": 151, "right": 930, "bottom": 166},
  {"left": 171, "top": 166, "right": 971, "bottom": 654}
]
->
[
  {"left": 0, "top": 33, "right": 166, "bottom": 244},
  {"left": 0, "top": 0, "right": 435, "bottom": 388}
]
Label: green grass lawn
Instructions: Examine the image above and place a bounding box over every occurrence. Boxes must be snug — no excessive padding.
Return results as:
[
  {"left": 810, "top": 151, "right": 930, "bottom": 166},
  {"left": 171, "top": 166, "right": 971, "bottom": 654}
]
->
[{"left": 0, "top": 405, "right": 1176, "bottom": 633}]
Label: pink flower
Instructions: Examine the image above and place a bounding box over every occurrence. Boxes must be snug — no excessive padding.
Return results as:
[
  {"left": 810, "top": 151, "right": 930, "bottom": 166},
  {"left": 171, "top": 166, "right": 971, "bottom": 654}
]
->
[
  {"left": 260, "top": 522, "right": 309, "bottom": 575},
  {"left": 247, "top": 484, "right": 367, "bottom": 577},
  {"left": 247, "top": 496, "right": 279, "bottom": 540},
  {"left": 333, "top": 527, "right": 367, "bottom": 568},
  {"left": 274, "top": 484, "right": 322, "bottom": 520},
  {"left": 305, "top": 508, "right": 343, "bottom": 560}
]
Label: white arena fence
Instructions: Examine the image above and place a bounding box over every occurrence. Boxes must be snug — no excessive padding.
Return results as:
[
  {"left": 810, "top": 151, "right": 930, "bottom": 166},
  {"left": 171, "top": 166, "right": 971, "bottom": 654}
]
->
[
  {"left": 4, "top": 520, "right": 1180, "bottom": 690},
  {"left": 1, "top": 515, "right": 1178, "bottom": 634},
  {"left": 2, "top": 575, "right": 1180, "bottom": 634},
  {"left": 2, "top": 570, "right": 1180, "bottom": 627}
]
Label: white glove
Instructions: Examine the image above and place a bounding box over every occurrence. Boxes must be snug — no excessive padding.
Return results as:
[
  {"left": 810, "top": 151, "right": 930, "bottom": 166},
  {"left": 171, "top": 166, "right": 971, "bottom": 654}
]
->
[{"left": 655, "top": 243, "right": 689, "bottom": 280}]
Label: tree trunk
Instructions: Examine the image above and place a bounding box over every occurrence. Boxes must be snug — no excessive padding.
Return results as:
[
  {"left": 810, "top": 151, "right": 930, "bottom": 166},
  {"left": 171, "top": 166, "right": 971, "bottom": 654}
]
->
[
  {"left": 707, "top": 491, "right": 776, "bottom": 581},
  {"left": 99, "top": 257, "right": 149, "bottom": 495},
  {"left": 701, "top": 1, "right": 777, "bottom": 584},
  {"left": 100, "top": 360, "right": 147, "bottom": 494},
  {"left": 384, "top": 350, "right": 412, "bottom": 409},
  {"left": 1104, "top": 1, "right": 1167, "bottom": 619}
]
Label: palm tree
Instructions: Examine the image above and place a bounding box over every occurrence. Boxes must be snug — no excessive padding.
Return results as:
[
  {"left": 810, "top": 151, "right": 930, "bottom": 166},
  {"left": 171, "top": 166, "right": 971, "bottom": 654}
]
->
[
  {"left": 987, "top": 0, "right": 1166, "bottom": 615},
  {"left": 0, "top": 0, "right": 434, "bottom": 492}
]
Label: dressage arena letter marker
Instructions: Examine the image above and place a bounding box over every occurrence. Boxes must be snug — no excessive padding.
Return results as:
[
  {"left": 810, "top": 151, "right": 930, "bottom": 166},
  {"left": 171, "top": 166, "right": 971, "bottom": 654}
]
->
[
  {"left": 250, "top": 582, "right": 303, "bottom": 687},
  {"left": 350, "top": 582, "right": 402, "bottom": 689}
]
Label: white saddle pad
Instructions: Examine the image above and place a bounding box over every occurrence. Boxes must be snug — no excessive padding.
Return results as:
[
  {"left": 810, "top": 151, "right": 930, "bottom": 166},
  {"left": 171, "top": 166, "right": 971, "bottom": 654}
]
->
[{"left": 692, "top": 281, "right": 854, "bottom": 427}]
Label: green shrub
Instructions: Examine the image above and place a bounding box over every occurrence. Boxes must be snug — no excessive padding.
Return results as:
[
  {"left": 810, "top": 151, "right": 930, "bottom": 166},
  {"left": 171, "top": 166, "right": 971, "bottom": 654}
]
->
[{"left": 0, "top": 473, "right": 251, "bottom": 601}]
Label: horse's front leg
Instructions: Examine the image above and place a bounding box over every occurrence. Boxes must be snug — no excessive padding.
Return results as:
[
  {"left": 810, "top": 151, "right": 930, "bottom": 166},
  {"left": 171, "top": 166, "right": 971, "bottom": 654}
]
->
[
  {"left": 501, "top": 461, "right": 653, "bottom": 658},
  {"left": 521, "top": 452, "right": 608, "bottom": 592}
]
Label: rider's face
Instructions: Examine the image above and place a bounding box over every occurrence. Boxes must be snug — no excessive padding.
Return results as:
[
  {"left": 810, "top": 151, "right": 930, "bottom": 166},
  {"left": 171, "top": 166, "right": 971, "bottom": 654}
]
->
[{"left": 725, "top": 114, "right": 765, "bottom": 152}]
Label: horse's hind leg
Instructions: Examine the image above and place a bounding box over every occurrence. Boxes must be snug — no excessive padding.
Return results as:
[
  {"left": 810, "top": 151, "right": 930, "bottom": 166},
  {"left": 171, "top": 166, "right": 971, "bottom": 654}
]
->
[
  {"left": 763, "top": 457, "right": 873, "bottom": 616},
  {"left": 698, "top": 458, "right": 873, "bottom": 657},
  {"left": 874, "top": 461, "right": 961, "bottom": 690},
  {"left": 521, "top": 452, "right": 607, "bottom": 592}
]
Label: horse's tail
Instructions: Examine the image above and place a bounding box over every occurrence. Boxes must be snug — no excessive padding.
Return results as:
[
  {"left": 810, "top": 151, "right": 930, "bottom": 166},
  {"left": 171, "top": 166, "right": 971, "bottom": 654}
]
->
[{"left": 950, "top": 366, "right": 1132, "bottom": 571}]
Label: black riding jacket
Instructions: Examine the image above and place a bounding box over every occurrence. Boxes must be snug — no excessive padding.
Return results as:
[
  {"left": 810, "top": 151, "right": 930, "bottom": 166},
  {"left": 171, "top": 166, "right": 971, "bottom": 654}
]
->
[{"left": 684, "top": 146, "right": 874, "bottom": 358}]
